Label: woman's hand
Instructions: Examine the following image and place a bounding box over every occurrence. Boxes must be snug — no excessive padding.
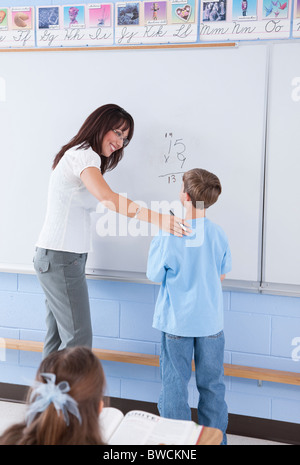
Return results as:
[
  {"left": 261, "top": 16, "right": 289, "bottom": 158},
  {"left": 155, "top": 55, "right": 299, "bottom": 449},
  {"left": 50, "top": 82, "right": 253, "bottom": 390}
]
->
[{"left": 161, "top": 213, "right": 191, "bottom": 237}]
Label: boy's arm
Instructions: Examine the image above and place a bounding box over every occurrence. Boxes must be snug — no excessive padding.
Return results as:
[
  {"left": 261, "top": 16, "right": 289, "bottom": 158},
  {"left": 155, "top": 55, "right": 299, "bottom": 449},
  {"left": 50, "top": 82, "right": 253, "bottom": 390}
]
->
[
  {"left": 147, "top": 236, "right": 168, "bottom": 283},
  {"left": 221, "top": 244, "right": 232, "bottom": 278}
]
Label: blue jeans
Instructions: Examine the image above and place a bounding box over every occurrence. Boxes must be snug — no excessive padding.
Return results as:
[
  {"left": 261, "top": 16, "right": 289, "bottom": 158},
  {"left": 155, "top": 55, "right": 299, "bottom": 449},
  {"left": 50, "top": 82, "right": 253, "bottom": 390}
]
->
[{"left": 158, "top": 331, "right": 228, "bottom": 445}]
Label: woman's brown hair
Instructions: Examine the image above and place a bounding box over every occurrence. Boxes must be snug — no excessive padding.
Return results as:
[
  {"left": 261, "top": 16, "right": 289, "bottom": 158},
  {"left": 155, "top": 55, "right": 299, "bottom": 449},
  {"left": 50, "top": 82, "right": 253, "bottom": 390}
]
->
[
  {"left": 52, "top": 103, "right": 134, "bottom": 175},
  {"left": 0, "top": 347, "right": 106, "bottom": 445}
]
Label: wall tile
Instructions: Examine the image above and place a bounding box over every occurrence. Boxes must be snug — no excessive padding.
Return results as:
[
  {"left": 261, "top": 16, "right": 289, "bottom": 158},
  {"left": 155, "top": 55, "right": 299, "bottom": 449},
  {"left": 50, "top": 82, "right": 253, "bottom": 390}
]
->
[
  {"left": 88, "top": 279, "right": 155, "bottom": 304},
  {"left": 20, "top": 350, "right": 42, "bottom": 368},
  {"left": 224, "top": 311, "right": 271, "bottom": 355},
  {"left": 231, "top": 352, "right": 300, "bottom": 373},
  {"left": 226, "top": 390, "right": 271, "bottom": 419},
  {"left": 101, "top": 360, "right": 159, "bottom": 381},
  {"left": 105, "top": 376, "right": 121, "bottom": 399},
  {"left": 93, "top": 335, "right": 156, "bottom": 355},
  {"left": 0, "top": 348, "right": 19, "bottom": 365},
  {"left": 0, "top": 291, "right": 46, "bottom": 330},
  {"left": 20, "top": 329, "right": 45, "bottom": 342},
  {"left": 0, "top": 273, "right": 18, "bottom": 292},
  {"left": 120, "top": 301, "right": 160, "bottom": 342},
  {"left": 272, "top": 398, "right": 300, "bottom": 423},
  {"left": 121, "top": 378, "right": 161, "bottom": 403},
  {"left": 17, "top": 274, "right": 43, "bottom": 294},
  {"left": 231, "top": 292, "right": 300, "bottom": 317},
  {"left": 223, "top": 292, "right": 231, "bottom": 311},
  {"left": 90, "top": 299, "right": 120, "bottom": 338},
  {"left": 0, "top": 327, "right": 20, "bottom": 339},
  {"left": 0, "top": 363, "right": 36, "bottom": 386},
  {"left": 271, "top": 316, "right": 300, "bottom": 358}
]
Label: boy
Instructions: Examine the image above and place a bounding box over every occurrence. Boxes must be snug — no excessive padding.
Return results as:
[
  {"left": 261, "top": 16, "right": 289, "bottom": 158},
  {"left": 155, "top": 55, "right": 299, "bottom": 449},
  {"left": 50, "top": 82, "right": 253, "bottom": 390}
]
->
[{"left": 146, "top": 168, "right": 231, "bottom": 445}]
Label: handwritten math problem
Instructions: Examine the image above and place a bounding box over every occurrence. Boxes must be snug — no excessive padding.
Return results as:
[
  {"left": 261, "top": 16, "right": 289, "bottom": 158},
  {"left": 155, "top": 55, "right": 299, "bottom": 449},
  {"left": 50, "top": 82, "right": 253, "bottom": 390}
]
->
[{"left": 159, "top": 132, "right": 188, "bottom": 184}]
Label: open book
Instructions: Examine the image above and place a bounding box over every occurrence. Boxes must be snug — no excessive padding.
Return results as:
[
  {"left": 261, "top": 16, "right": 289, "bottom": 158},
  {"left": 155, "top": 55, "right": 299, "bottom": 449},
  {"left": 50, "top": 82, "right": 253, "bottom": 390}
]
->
[{"left": 99, "top": 408, "right": 203, "bottom": 445}]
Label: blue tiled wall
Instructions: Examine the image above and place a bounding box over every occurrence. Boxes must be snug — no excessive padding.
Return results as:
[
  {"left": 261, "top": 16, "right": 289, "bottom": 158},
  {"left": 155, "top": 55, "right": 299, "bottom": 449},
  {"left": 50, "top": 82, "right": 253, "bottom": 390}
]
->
[{"left": 0, "top": 271, "right": 300, "bottom": 424}]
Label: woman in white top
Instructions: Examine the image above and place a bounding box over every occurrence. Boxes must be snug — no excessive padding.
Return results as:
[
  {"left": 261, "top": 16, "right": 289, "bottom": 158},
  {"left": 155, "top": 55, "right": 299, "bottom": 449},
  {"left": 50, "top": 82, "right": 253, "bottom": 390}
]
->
[{"left": 34, "top": 103, "right": 189, "bottom": 358}]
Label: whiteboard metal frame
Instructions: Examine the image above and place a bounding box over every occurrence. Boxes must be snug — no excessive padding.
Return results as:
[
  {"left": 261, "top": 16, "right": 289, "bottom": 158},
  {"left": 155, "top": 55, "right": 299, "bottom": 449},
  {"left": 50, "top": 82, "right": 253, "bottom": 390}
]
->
[
  {"left": 259, "top": 42, "right": 300, "bottom": 298},
  {"left": 257, "top": 43, "right": 272, "bottom": 290}
]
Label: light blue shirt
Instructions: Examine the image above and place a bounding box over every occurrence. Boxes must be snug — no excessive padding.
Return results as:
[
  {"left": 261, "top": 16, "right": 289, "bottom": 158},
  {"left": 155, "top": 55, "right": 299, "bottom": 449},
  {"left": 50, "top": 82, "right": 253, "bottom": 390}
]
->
[{"left": 146, "top": 218, "right": 232, "bottom": 337}]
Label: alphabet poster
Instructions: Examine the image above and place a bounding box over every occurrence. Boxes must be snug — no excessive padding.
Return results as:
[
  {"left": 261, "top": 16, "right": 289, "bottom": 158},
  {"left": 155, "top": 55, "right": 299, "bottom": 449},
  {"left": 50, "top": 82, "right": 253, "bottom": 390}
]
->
[
  {"left": 200, "top": 0, "right": 291, "bottom": 40},
  {"left": 36, "top": 4, "right": 114, "bottom": 47},
  {"left": 0, "top": 7, "right": 35, "bottom": 47},
  {"left": 0, "top": 0, "right": 297, "bottom": 47},
  {"left": 114, "top": 1, "right": 198, "bottom": 44}
]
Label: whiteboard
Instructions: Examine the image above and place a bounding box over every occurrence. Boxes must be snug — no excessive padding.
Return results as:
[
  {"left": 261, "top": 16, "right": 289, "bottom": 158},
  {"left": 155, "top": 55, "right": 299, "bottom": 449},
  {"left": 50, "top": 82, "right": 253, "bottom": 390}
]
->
[
  {"left": 0, "top": 44, "right": 268, "bottom": 285},
  {"left": 262, "top": 43, "right": 300, "bottom": 291}
]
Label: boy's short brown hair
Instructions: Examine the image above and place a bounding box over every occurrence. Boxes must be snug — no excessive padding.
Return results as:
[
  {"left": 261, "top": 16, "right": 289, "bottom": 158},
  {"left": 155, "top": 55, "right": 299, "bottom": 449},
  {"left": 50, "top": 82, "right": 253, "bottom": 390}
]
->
[{"left": 182, "top": 168, "right": 222, "bottom": 209}]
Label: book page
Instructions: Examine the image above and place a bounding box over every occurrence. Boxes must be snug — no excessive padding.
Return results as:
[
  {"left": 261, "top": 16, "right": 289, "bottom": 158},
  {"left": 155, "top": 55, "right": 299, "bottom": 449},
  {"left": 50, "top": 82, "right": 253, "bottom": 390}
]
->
[
  {"left": 108, "top": 410, "right": 202, "bottom": 445},
  {"left": 99, "top": 407, "right": 124, "bottom": 443}
]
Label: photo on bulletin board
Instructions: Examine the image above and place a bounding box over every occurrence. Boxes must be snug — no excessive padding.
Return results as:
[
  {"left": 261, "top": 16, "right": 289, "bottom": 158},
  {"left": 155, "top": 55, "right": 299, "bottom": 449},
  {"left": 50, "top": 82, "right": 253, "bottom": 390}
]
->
[
  {"left": 87, "top": 3, "right": 112, "bottom": 27},
  {"left": 117, "top": 2, "right": 140, "bottom": 25},
  {"left": 262, "top": 0, "right": 288, "bottom": 19},
  {"left": 11, "top": 7, "right": 33, "bottom": 29},
  {"left": 63, "top": 5, "right": 85, "bottom": 28},
  {"left": 202, "top": 0, "right": 226, "bottom": 21},
  {"left": 295, "top": 0, "right": 300, "bottom": 17},
  {"left": 38, "top": 6, "right": 60, "bottom": 29},
  {"left": 171, "top": 0, "right": 196, "bottom": 23},
  {"left": 144, "top": 1, "right": 168, "bottom": 24},
  {"left": 232, "top": 0, "right": 257, "bottom": 19},
  {"left": 0, "top": 8, "right": 8, "bottom": 29}
]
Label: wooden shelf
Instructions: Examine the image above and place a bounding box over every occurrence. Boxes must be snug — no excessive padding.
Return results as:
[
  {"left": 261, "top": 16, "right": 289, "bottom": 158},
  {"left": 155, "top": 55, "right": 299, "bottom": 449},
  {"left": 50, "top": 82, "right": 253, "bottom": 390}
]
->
[{"left": 1, "top": 338, "right": 299, "bottom": 386}]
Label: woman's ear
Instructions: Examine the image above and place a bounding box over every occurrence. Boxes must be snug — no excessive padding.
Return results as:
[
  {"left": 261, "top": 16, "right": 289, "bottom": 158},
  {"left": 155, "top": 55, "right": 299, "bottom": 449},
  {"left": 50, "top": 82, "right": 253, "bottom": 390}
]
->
[{"left": 99, "top": 400, "right": 104, "bottom": 414}]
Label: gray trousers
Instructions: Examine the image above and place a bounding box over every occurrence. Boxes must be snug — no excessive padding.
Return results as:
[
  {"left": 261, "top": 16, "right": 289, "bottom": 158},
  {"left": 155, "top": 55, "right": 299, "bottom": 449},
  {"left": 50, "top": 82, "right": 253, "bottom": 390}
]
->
[{"left": 34, "top": 247, "right": 92, "bottom": 358}]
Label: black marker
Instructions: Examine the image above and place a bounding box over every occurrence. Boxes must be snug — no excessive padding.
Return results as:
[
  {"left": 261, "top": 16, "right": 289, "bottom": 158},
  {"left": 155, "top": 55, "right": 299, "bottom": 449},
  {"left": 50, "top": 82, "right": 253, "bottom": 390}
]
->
[{"left": 169, "top": 210, "right": 187, "bottom": 232}]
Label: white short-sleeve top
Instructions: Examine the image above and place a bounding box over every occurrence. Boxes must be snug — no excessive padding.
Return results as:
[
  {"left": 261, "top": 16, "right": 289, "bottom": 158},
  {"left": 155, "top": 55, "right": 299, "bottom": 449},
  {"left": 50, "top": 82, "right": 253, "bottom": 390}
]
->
[{"left": 36, "top": 146, "right": 101, "bottom": 253}]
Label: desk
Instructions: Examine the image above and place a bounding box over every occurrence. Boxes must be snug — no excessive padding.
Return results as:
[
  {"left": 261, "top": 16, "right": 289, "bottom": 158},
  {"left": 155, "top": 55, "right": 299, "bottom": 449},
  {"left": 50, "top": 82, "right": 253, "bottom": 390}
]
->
[{"left": 197, "top": 427, "right": 223, "bottom": 445}]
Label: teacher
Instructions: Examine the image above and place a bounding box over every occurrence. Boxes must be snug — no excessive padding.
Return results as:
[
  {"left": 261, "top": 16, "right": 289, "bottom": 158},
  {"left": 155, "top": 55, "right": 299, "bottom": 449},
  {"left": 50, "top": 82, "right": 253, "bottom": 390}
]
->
[{"left": 34, "top": 104, "right": 189, "bottom": 358}]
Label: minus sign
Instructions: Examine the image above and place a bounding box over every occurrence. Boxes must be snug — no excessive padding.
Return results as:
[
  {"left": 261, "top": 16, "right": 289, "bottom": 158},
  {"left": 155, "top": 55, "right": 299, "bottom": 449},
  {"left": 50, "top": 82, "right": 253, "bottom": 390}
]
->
[{"left": 158, "top": 171, "right": 184, "bottom": 178}]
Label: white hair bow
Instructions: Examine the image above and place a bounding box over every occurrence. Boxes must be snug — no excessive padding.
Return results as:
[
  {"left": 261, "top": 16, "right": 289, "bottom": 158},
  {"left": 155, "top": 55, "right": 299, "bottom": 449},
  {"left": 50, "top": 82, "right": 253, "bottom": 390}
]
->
[{"left": 25, "top": 373, "right": 82, "bottom": 426}]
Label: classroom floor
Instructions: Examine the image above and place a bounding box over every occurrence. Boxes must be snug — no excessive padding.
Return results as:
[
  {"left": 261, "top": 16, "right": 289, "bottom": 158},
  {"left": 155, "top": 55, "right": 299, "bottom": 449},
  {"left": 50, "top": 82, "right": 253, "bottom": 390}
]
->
[{"left": 0, "top": 400, "right": 288, "bottom": 445}]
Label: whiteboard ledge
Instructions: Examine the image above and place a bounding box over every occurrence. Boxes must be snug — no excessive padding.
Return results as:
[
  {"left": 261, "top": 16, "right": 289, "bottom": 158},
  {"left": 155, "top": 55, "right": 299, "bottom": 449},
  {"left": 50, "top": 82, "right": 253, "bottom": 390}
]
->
[
  {"left": 261, "top": 282, "right": 300, "bottom": 298},
  {"left": 0, "top": 264, "right": 35, "bottom": 274},
  {"left": 1, "top": 266, "right": 299, "bottom": 297},
  {"left": 222, "top": 279, "right": 260, "bottom": 293},
  {"left": 86, "top": 271, "right": 261, "bottom": 292},
  {"left": 86, "top": 268, "right": 151, "bottom": 284}
]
